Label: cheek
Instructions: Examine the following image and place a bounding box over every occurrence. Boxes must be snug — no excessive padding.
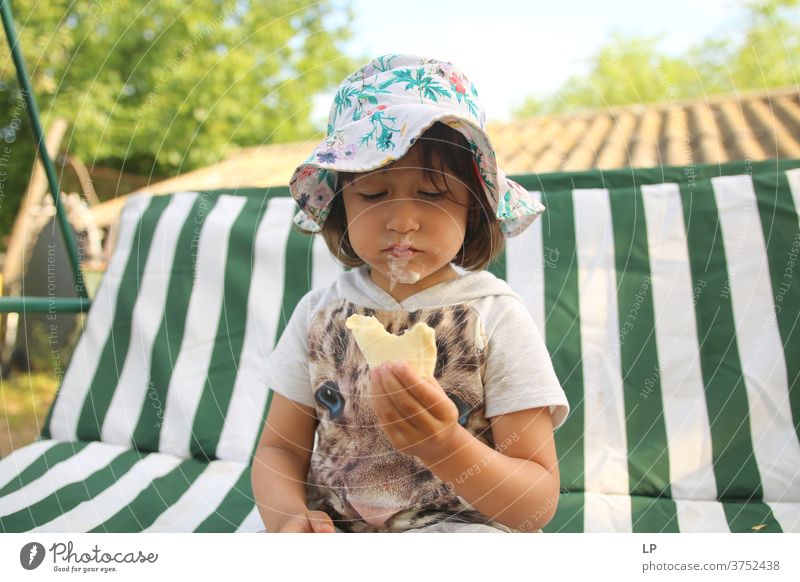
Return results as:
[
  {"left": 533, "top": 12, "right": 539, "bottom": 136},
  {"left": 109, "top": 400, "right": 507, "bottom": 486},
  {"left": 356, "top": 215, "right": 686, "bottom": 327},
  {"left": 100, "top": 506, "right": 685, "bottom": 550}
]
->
[
  {"left": 437, "top": 202, "right": 469, "bottom": 236},
  {"left": 343, "top": 204, "right": 380, "bottom": 252}
]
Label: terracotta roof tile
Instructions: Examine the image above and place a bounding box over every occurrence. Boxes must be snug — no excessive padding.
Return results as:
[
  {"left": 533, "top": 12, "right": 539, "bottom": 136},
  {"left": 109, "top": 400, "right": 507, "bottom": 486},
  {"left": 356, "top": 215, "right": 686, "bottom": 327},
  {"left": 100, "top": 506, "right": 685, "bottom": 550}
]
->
[
  {"left": 94, "top": 86, "right": 800, "bottom": 227},
  {"left": 773, "top": 95, "right": 800, "bottom": 136},
  {"left": 629, "top": 109, "right": 662, "bottom": 168},
  {"left": 496, "top": 117, "right": 564, "bottom": 171},
  {"left": 660, "top": 107, "right": 692, "bottom": 165},
  {"left": 596, "top": 111, "right": 638, "bottom": 169},
  {"left": 746, "top": 97, "right": 800, "bottom": 158},
  {"left": 717, "top": 100, "right": 766, "bottom": 161},
  {"left": 531, "top": 116, "right": 588, "bottom": 171},
  {"left": 688, "top": 102, "right": 725, "bottom": 164},
  {"left": 561, "top": 114, "right": 613, "bottom": 171}
]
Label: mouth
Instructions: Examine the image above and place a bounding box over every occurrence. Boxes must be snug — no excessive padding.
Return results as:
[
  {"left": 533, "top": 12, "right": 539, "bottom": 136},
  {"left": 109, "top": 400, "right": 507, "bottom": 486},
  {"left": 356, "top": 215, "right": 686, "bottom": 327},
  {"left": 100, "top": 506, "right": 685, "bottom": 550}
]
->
[
  {"left": 348, "top": 498, "right": 405, "bottom": 527},
  {"left": 384, "top": 245, "right": 420, "bottom": 258}
]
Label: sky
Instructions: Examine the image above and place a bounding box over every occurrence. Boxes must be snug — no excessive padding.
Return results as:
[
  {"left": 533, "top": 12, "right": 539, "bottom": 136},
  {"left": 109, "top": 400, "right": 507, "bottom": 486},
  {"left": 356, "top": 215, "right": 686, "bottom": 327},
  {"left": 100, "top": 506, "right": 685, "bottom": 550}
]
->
[{"left": 312, "top": 0, "right": 745, "bottom": 125}]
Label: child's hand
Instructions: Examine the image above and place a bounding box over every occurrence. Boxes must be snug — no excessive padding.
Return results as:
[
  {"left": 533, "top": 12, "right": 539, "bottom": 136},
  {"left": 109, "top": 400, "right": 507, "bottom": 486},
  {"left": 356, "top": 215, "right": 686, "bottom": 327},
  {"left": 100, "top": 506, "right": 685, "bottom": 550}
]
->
[
  {"left": 368, "top": 361, "right": 460, "bottom": 460},
  {"left": 274, "top": 510, "right": 335, "bottom": 533}
]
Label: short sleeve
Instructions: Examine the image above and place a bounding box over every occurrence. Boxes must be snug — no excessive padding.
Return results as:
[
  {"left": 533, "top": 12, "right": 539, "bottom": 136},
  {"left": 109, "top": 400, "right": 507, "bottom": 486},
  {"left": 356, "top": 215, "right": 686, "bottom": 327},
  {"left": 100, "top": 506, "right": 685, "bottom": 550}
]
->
[
  {"left": 481, "top": 298, "right": 570, "bottom": 430},
  {"left": 265, "top": 293, "right": 316, "bottom": 409}
]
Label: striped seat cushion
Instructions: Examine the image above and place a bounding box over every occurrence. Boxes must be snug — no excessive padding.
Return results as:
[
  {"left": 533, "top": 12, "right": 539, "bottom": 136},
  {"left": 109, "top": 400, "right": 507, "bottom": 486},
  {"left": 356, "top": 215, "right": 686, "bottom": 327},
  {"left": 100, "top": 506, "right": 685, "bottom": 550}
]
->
[
  {"left": 548, "top": 491, "right": 800, "bottom": 533},
  {"left": 0, "top": 440, "right": 260, "bottom": 532},
  {"left": 1, "top": 159, "right": 799, "bottom": 532}
]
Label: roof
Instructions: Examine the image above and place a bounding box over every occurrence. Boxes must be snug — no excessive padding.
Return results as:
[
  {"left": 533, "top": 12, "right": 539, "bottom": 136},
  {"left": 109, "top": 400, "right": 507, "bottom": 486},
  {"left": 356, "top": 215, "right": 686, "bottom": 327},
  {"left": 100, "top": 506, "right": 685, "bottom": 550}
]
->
[
  {"left": 490, "top": 85, "right": 800, "bottom": 172},
  {"left": 91, "top": 85, "right": 800, "bottom": 227}
]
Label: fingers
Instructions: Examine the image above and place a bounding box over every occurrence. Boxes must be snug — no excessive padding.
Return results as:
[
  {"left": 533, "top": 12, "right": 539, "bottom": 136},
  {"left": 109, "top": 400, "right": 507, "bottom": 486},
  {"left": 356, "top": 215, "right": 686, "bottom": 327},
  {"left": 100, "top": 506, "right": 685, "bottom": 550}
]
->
[
  {"left": 376, "top": 362, "right": 453, "bottom": 422},
  {"left": 276, "top": 511, "right": 335, "bottom": 533},
  {"left": 277, "top": 519, "right": 308, "bottom": 533},
  {"left": 370, "top": 365, "right": 420, "bottom": 430},
  {"left": 371, "top": 365, "right": 412, "bottom": 417},
  {"left": 307, "top": 510, "right": 335, "bottom": 533},
  {"left": 369, "top": 363, "right": 460, "bottom": 456}
]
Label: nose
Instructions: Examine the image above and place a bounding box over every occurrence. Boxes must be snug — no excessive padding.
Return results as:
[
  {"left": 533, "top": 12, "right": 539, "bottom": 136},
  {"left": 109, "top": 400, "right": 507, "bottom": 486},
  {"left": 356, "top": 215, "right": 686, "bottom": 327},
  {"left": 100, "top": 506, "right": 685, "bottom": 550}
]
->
[{"left": 384, "top": 196, "right": 420, "bottom": 233}]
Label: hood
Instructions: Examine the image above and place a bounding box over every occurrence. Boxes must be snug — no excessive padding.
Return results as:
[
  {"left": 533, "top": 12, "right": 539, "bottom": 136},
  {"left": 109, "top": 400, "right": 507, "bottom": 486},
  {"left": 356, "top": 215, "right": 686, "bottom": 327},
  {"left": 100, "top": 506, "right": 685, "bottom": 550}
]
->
[{"left": 336, "top": 264, "right": 523, "bottom": 311}]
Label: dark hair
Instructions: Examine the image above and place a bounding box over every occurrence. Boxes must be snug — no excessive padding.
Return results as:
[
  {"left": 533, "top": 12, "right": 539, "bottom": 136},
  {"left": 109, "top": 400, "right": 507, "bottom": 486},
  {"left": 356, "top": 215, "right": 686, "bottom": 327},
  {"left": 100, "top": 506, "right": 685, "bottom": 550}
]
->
[{"left": 293, "top": 121, "right": 505, "bottom": 271}]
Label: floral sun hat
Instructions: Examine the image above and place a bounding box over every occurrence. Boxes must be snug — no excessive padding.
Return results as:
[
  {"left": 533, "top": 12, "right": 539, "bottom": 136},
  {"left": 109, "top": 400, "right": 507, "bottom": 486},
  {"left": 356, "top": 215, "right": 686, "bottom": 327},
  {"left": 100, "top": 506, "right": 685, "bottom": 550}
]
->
[{"left": 289, "top": 53, "right": 545, "bottom": 238}]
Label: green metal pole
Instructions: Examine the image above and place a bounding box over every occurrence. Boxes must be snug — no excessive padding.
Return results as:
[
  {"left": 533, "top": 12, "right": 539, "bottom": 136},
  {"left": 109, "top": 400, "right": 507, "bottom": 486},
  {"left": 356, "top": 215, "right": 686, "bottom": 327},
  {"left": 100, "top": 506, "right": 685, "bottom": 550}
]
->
[
  {"left": 1, "top": 0, "right": 88, "bottom": 300},
  {"left": 0, "top": 296, "right": 91, "bottom": 313}
]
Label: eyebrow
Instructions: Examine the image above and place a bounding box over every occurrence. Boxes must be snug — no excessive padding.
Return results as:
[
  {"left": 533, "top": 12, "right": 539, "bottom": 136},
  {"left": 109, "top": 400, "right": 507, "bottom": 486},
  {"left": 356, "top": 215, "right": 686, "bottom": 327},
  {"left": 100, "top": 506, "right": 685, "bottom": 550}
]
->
[{"left": 364, "top": 167, "right": 439, "bottom": 179}]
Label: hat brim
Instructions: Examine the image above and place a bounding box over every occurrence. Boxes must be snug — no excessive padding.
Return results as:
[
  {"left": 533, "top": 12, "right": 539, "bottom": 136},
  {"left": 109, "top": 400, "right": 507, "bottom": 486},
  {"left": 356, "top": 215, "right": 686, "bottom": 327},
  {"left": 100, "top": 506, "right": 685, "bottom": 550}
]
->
[{"left": 289, "top": 106, "right": 543, "bottom": 237}]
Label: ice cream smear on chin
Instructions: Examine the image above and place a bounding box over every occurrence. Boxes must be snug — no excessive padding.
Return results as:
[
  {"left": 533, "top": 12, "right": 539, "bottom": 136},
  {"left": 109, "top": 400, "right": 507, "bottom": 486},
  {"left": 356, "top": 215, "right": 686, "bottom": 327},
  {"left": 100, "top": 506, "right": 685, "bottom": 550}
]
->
[
  {"left": 387, "top": 255, "right": 421, "bottom": 290},
  {"left": 384, "top": 239, "right": 423, "bottom": 291}
]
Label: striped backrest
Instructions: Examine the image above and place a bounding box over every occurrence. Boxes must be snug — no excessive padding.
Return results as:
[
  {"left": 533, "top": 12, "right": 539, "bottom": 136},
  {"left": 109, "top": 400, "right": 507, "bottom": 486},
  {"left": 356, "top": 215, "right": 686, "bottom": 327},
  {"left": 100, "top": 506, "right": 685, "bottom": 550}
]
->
[
  {"left": 41, "top": 158, "right": 800, "bottom": 510},
  {"left": 42, "top": 190, "right": 312, "bottom": 463},
  {"left": 513, "top": 160, "right": 800, "bottom": 528}
]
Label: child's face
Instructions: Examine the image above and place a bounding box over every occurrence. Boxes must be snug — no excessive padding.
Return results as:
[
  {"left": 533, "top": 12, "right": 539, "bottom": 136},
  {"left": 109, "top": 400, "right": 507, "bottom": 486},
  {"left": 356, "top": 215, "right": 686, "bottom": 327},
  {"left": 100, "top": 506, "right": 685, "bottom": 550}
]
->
[{"left": 341, "top": 143, "right": 471, "bottom": 301}]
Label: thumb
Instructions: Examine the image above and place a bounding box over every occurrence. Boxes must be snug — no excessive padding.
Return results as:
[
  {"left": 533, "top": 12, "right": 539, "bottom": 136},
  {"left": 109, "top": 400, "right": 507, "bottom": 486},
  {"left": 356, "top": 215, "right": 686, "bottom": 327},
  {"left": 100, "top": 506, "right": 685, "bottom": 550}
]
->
[{"left": 307, "top": 510, "right": 335, "bottom": 533}]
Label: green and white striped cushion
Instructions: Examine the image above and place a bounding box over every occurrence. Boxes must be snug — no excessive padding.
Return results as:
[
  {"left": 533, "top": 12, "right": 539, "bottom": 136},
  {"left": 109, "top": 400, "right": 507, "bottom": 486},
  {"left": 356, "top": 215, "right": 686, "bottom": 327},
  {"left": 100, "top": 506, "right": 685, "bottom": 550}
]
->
[
  {"left": 0, "top": 440, "right": 261, "bottom": 532},
  {"left": 1, "top": 159, "right": 798, "bottom": 532},
  {"left": 39, "top": 191, "right": 298, "bottom": 464},
  {"left": 524, "top": 160, "right": 800, "bottom": 532}
]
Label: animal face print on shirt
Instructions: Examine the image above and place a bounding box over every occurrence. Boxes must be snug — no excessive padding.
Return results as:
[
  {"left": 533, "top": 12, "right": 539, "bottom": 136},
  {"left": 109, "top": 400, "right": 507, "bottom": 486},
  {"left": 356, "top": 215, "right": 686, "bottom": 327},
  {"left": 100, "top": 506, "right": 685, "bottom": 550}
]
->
[{"left": 304, "top": 299, "right": 514, "bottom": 533}]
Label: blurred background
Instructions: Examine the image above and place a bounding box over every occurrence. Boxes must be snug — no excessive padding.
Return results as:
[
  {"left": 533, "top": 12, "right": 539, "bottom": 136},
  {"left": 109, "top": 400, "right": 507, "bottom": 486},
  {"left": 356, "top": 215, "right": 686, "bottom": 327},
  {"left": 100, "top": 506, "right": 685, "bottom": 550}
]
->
[{"left": 1, "top": 0, "right": 798, "bottom": 456}]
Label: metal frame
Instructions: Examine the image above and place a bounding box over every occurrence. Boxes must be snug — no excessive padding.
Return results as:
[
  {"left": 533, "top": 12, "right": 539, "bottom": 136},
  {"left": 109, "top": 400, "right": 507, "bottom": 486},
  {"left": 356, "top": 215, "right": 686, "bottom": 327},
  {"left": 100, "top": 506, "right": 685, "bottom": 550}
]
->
[{"left": 1, "top": 0, "right": 89, "bottom": 315}]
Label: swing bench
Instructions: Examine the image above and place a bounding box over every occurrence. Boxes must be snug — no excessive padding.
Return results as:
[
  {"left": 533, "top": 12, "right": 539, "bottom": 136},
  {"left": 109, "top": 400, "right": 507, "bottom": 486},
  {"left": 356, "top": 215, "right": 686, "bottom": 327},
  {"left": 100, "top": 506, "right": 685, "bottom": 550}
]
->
[{"left": 2, "top": 2, "right": 799, "bottom": 533}]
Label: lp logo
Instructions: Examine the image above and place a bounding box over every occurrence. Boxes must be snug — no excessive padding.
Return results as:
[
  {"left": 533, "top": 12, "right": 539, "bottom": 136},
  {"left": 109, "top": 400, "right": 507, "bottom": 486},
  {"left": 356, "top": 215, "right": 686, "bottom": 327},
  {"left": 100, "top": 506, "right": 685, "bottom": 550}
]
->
[{"left": 20, "top": 542, "right": 46, "bottom": 570}]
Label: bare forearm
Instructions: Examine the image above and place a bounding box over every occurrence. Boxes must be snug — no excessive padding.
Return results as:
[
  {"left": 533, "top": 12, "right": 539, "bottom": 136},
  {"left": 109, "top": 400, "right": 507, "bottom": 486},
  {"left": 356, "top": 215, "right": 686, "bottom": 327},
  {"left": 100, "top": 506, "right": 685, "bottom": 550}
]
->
[
  {"left": 418, "top": 425, "right": 560, "bottom": 532},
  {"left": 251, "top": 446, "right": 310, "bottom": 532}
]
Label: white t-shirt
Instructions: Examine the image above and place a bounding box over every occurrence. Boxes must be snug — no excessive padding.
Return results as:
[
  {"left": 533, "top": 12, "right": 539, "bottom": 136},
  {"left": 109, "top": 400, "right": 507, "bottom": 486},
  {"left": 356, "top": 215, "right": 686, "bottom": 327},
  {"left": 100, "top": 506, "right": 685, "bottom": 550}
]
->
[
  {"left": 265, "top": 264, "right": 569, "bottom": 532},
  {"left": 268, "top": 264, "right": 569, "bottom": 428}
]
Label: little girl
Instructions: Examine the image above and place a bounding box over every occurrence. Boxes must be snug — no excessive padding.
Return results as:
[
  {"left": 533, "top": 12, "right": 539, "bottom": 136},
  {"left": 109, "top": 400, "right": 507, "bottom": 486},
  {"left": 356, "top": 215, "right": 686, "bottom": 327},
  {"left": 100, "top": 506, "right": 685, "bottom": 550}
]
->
[{"left": 251, "top": 54, "right": 569, "bottom": 533}]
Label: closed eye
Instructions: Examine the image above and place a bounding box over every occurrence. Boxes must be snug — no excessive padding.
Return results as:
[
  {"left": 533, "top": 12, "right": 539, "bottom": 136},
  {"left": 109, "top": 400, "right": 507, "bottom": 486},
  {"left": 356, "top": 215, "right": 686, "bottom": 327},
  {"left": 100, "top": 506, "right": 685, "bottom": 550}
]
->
[
  {"left": 358, "top": 191, "right": 445, "bottom": 201},
  {"left": 358, "top": 192, "right": 386, "bottom": 200}
]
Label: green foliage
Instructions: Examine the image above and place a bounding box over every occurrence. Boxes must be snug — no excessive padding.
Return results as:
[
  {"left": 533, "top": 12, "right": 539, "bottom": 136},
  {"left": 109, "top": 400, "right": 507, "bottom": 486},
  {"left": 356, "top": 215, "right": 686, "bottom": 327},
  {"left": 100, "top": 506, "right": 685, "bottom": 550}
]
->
[
  {"left": 730, "top": 0, "right": 800, "bottom": 89},
  {"left": 0, "top": 0, "right": 358, "bottom": 174},
  {"left": 0, "top": 124, "right": 34, "bottom": 255},
  {"left": 0, "top": 0, "right": 358, "bottom": 254},
  {"left": 513, "top": 0, "right": 800, "bottom": 117}
]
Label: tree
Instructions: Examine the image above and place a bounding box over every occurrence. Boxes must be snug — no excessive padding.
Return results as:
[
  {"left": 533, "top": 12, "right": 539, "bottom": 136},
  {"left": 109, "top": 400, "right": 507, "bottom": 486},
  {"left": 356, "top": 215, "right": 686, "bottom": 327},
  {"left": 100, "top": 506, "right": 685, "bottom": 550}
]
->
[
  {"left": 725, "top": 0, "right": 800, "bottom": 90},
  {"left": 514, "top": 34, "right": 700, "bottom": 116},
  {"left": 1, "top": 0, "right": 358, "bottom": 173},
  {"left": 0, "top": 0, "right": 358, "bottom": 251},
  {"left": 513, "top": 0, "right": 800, "bottom": 117}
]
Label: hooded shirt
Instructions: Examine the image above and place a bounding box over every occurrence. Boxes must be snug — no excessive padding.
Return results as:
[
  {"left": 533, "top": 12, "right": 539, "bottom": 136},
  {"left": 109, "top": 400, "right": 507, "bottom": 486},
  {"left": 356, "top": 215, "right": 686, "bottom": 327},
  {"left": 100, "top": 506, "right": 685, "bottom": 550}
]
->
[{"left": 265, "top": 264, "right": 569, "bottom": 532}]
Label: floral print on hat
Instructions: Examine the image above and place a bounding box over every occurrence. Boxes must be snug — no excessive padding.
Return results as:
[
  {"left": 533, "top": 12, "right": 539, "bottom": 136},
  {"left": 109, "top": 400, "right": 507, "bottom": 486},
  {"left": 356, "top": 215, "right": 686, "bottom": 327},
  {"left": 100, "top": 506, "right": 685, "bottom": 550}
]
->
[{"left": 288, "top": 54, "right": 544, "bottom": 238}]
